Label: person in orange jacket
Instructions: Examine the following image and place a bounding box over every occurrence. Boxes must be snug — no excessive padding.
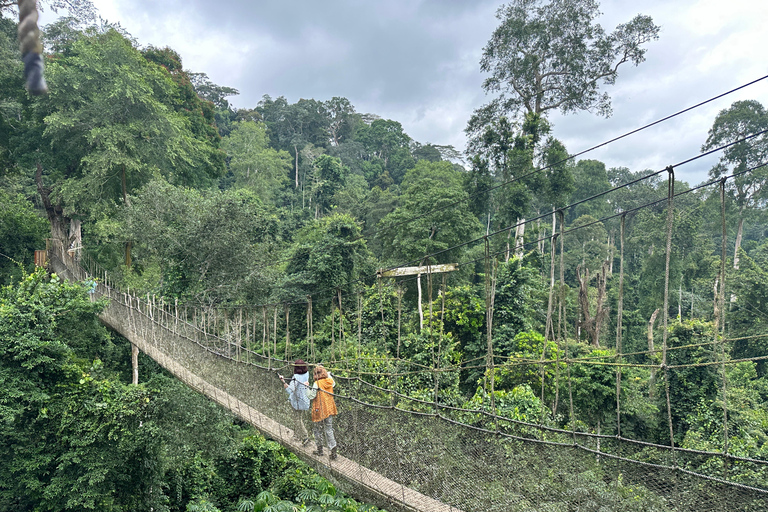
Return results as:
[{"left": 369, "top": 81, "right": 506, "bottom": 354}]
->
[{"left": 310, "top": 364, "right": 338, "bottom": 459}]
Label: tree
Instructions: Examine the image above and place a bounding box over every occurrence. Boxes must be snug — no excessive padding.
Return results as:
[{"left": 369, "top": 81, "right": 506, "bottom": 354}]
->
[
  {"left": 356, "top": 118, "right": 414, "bottom": 184},
  {"left": 380, "top": 161, "right": 483, "bottom": 266},
  {"left": 222, "top": 121, "right": 291, "bottom": 204},
  {"left": 122, "top": 180, "right": 280, "bottom": 304},
  {"left": 567, "top": 159, "right": 612, "bottom": 223},
  {"left": 702, "top": 100, "right": 768, "bottom": 271},
  {"left": 257, "top": 95, "right": 330, "bottom": 189},
  {"left": 281, "top": 213, "right": 374, "bottom": 302},
  {"left": 0, "top": 17, "right": 25, "bottom": 175},
  {"left": 308, "top": 154, "right": 347, "bottom": 217},
  {"left": 0, "top": 269, "right": 166, "bottom": 511},
  {"left": 468, "top": 0, "right": 659, "bottom": 138},
  {"left": 0, "top": 0, "right": 96, "bottom": 20},
  {"left": 0, "top": 191, "right": 48, "bottom": 284},
  {"left": 29, "top": 29, "right": 224, "bottom": 264},
  {"left": 321, "top": 96, "right": 358, "bottom": 147}
]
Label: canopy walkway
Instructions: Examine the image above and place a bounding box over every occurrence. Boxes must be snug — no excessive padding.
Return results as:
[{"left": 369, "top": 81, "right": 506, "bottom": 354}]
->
[{"left": 49, "top": 243, "right": 768, "bottom": 512}]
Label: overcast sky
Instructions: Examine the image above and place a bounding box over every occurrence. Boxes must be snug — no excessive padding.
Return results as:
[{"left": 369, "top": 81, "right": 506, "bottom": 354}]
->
[{"left": 41, "top": 0, "right": 768, "bottom": 185}]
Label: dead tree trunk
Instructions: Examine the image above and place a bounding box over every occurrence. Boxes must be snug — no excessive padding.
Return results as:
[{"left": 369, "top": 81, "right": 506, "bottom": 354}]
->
[
  {"left": 35, "top": 162, "right": 68, "bottom": 243},
  {"left": 576, "top": 260, "right": 610, "bottom": 347}
]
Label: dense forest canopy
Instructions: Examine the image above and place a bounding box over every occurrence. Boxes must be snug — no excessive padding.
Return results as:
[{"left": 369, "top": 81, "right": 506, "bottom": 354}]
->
[{"left": 2, "top": 1, "right": 768, "bottom": 510}]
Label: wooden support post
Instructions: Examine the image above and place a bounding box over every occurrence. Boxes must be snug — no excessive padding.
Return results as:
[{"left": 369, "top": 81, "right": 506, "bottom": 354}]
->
[
  {"left": 378, "top": 264, "right": 458, "bottom": 332},
  {"left": 131, "top": 343, "right": 139, "bottom": 385}
]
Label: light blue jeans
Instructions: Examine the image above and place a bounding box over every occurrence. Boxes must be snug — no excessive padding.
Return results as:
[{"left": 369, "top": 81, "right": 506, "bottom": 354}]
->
[{"left": 313, "top": 416, "right": 336, "bottom": 450}]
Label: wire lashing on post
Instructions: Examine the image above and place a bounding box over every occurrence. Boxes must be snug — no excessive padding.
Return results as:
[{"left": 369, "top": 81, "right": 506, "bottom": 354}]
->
[{"left": 17, "top": 0, "right": 47, "bottom": 95}]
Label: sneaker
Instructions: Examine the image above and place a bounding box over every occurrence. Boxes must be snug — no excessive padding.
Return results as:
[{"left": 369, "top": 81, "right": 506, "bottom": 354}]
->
[
  {"left": 330, "top": 447, "right": 337, "bottom": 460},
  {"left": 312, "top": 447, "right": 324, "bottom": 456}
]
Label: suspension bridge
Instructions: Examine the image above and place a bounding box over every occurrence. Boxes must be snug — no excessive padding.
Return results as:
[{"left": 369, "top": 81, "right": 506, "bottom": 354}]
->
[{"left": 46, "top": 235, "right": 768, "bottom": 512}]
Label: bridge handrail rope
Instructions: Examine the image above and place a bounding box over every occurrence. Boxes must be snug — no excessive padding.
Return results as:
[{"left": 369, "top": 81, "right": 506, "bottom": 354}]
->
[{"left": 55, "top": 247, "right": 768, "bottom": 469}]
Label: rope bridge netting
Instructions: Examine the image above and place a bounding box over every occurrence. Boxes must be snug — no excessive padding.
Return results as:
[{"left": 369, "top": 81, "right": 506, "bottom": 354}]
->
[{"left": 49, "top": 233, "right": 768, "bottom": 512}]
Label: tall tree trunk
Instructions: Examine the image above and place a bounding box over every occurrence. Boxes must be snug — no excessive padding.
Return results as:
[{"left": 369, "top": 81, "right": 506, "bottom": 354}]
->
[
  {"left": 294, "top": 144, "right": 299, "bottom": 189},
  {"left": 730, "top": 215, "right": 745, "bottom": 306},
  {"left": 577, "top": 261, "right": 610, "bottom": 347},
  {"left": 515, "top": 218, "right": 525, "bottom": 260},
  {"left": 131, "top": 344, "right": 139, "bottom": 385},
  {"left": 68, "top": 218, "right": 82, "bottom": 260},
  {"left": 122, "top": 164, "right": 132, "bottom": 267},
  {"left": 733, "top": 215, "right": 744, "bottom": 270},
  {"left": 35, "top": 162, "right": 68, "bottom": 242}
]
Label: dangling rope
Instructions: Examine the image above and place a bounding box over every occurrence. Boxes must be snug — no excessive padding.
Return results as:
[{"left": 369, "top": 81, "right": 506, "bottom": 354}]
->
[
  {"left": 483, "top": 237, "right": 497, "bottom": 419},
  {"left": 307, "top": 296, "right": 315, "bottom": 361},
  {"left": 615, "top": 214, "right": 626, "bottom": 438},
  {"left": 284, "top": 304, "right": 290, "bottom": 361},
  {"left": 17, "top": 0, "right": 47, "bottom": 95},
  {"left": 557, "top": 210, "right": 566, "bottom": 342},
  {"left": 718, "top": 179, "right": 730, "bottom": 473},
  {"left": 662, "top": 166, "right": 676, "bottom": 448},
  {"left": 557, "top": 210, "right": 575, "bottom": 440},
  {"left": 551, "top": 232, "right": 561, "bottom": 416},
  {"left": 545, "top": 231, "right": 557, "bottom": 341}
]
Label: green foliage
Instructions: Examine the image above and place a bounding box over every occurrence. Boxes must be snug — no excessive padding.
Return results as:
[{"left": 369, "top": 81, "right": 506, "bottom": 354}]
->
[
  {"left": 493, "top": 256, "right": 547, "bottom": 340},
  {"left": 310, "top": 154, "right": 348, "bottom": 215},
  {"left": 0, "top": 269, "right": 166, "bottom": 511},
  {"left": 660, "top": 320, "right": 722, "bottom": 444},
  {"left": 0, "top": 191, "right": 48, "bottom": 284},
  {"left": 37, "top": 28, "right": 224, "bottom": 218},
  {"left": 493, "top": 331, "right": 562, "bottom": 407},
  {"left": 567, "top": 159, "right": 612, "bottom": 223},
  {"left": 223, "top": 121, "right": 292, "bottom": 204},
  {"left": 282, "top": 213, "right": 374, "bottom": 301},
  {"left": 464, "top": 383, "right": 547, "bottom": 425},
  {"left": 703, "top": 100, "right": 768, "bottom": 213},
  {"left": 380, "top": 160, "right": 483, "bottom": 265},
  {"left": 118, "top": 180, "right": 280, "bottom": 303}
]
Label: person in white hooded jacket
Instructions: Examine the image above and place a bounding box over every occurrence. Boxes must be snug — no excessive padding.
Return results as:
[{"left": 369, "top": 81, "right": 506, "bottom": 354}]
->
[{"left": 280, "top": 359, "right": 310, "bottom": 445}]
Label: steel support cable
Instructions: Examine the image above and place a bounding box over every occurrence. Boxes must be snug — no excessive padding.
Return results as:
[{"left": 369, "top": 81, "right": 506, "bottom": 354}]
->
[
  {"left": 75, "top": 219, "right": 768, "bottom": 480},
  {"left": 61, "top": 267, "right": 768, "bottom": 506},
  {"left": 160, "top": 81, "right": 768, "bottom": 289},
  {"left": 453, "top": 159, "right": 768, "bottom": 276},
  {"left": 575, "top": 444, "right": 768, "bottom": 496},
  {"left": 161, "top": 143, "right": 768, "bottom": 313},
  {"left": 435, "top": 387, "right": 768, "bottom": 468},
  {"left": 181, "top": 340, "right": 768, "bottom": 484},
  {"left": 156, "top": 156, "right": 767, "bottom": 321}
]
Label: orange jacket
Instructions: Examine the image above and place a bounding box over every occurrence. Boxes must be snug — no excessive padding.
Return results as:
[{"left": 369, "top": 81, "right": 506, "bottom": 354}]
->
[{"left": 311, "top": 377, "right": 337, "bottom": 422}]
